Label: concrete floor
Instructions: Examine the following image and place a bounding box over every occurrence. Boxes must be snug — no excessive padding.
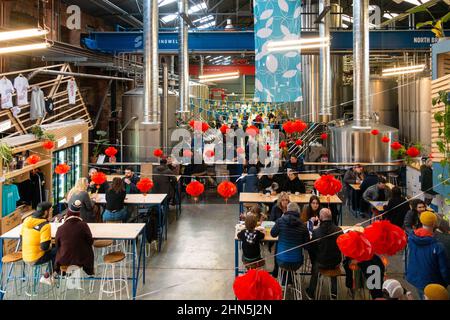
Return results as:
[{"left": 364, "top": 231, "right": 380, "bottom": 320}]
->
[{"left": 2, "top": 191, "right": 418, "bottom": 300}]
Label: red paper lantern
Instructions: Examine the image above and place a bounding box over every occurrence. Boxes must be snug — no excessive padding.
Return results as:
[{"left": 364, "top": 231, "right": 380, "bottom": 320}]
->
[
  {"left": 337, "top": 231, "right": 374, "bottom": 262},
  {"left": 295, "top": 139, "right": 303, "bottom": 146},
  {"left": 293, "top": 119, "right": 307, "bottom": 133},
  {"left": 320, "top": 133, "right": 328, "bottom": 140},
  {"left": 264, "top": 144, "right": 271, "bottom": 151},
  {"left": 55, "top": 163, "right": 70, "bottom": 175},
  {"left": 42, "top": 140, "right": 54, "bottom": 150},
  {"left": 406, "top": 146, "right": 420, "bottom": 158},
  {"left": 381, "top": 136, "right": 390, "bottom": 143},
  {"left": 371, "top": 129, "right": 379, "bottom": 136},
  {"left": 279, "top": 141, "right": 287, "bottom": 149},
  {"left": 183, "top": 149, "right": 193, "bottom": 158},
  {"left": 105, "top": 146, "right": 118, "bottom": 157},
  {"left": 217, "top": 181, "right": 237, "bottom": 200},
  {"left": 186, "top": 180, "right": 205, "bottom": 199},
  {"left": 153, "top": 149, "right": 164, "bottom": 158},
  {"left": 91, "top": 172, "right": 107, "bottom": 187},
  {"left": 390, "top": 142, "right": 403, "bottom": 151},
  {"left": 189, "top": 120, "right": 209, "bottom": 132},
  {"left": 136, "top": 178, "right": 154, "bottom": 194},
  {"left": 282, "top": 121, "right": 295, "bottom": 135},
  {"left": 236, "top": 147, "right": 245, "bottom": 155},
  {"left": 246, "top": 125, "right": 259, "bottom": 137},
  {"left": 201, "top": 122, "right": 210, "bottom": 133},
  {"left": 233, "top": 269, "right": 282, "bottom": 300},
  {"left": 363, "top": 220, "right": 407, "bottom": 256},
  {"left": 313, "top": 174, "right": 342, "bottom": 196},
  {"left": 26, "top": 155, "right": 41, "bottom": 165},
  {"left": 205, "top": 150, "right": 215, "bottom": 158},
  {"left": 220, "top": 124, "right": 229, "bottom": 135}
]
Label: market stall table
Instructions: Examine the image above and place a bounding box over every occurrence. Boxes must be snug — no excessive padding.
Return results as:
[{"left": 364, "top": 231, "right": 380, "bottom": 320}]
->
[{"left": 0, "top": 222, "right": 146, "bottom": 300}]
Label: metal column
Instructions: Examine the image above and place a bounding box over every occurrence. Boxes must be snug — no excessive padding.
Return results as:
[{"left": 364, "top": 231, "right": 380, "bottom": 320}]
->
[
  {"left": 178, "top": 0, "right": 190, "bottom": 120},
  {"left": 319, "top": 0, "right": 331, "bottom": 123},
  {"left": 162, "top": 62, "right": 169, "bottom": 150}
]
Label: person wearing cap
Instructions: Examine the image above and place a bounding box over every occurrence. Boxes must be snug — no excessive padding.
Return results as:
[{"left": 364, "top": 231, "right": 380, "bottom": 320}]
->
[
  {"left": 424, "top": 284, "right": 449, "bottom": 300},
  {"left": 20, "top": 201, "right": 56, "bottom": 266},
  {"left": 55, "top": 200, "right": 94, "bottom": 275},
  {"left": 406, "top": 211, "right": 449, "bottom": 299},
  {"left": 380, "top": 279, "right": 413, "bottom": 300}
]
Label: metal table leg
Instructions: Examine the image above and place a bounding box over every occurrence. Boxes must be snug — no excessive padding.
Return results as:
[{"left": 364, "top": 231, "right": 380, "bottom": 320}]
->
[
  {"left": 0, "top": 238, "right": 3, "bottom": 300},
  {"left": 132, "top": 238, "right": 137, "bottom": 300},
  {"left": 234, "top": 239, "right": 239, "bottom": 278},
  {"left": 157, "top": 204, "right": 162, "bottom": 252}
]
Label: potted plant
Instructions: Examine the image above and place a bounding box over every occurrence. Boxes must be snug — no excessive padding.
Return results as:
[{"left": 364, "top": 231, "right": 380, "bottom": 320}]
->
[
  {"left": 415, "top": 9, "right": 450, "bottom": 39},
  {"left": 30, "top": 125, "right": 55, "bottom": 141},
  {"left": 91, "top": 130, "right": 108, "bottom": 163},
  {"left": 0, "top": 143, "right": 13, "bottom": 174}
]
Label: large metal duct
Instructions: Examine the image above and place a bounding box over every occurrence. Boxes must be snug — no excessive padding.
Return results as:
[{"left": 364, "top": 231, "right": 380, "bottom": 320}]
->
[
  {"left": 143, "top": 0, "right": 160, "bottom": 125},
  {"left": 319, "top": 0, "right": 331, "bottom": 122},
  {"left": 330, "top": 4, "right": 344, "bottom": 121},
  {"left": 178, "top": 0, "right": 190, "bottom": 119},
  {"left": 352, "top": 0, "right": 370, "bottom": 128},
  {"left": 300, "top": 1, "right": 319, "bottom": 122}
]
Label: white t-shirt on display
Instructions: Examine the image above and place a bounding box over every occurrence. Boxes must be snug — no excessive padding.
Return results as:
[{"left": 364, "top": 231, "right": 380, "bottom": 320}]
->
[
  {"left": 0, "top": 77, "right": 15, "bottom": 109},
  {"left": 67, "top": 79, "right": 77, "bottom": 105},
  {"left": 13, "top": 75, "right": 29, "bottom": 106}
]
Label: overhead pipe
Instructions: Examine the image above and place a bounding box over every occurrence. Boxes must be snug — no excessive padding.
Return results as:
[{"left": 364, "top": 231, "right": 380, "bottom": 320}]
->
[
  {"left": 142, "top": 0, "right": 160, "bottom": 125},
  {"left": 353, "top": 0, "right": 371, "bottom": 128},
  {"left": 27, "top": 69, "right": 134, "bottom": 81},
  {"left": 178, "top": 0, "right": 190, "bottom": 119},
  {"left": 94, "top": 0, "right": 143, "bottom": 28},
  {"left": 319, "top": 0, "right": 331, "bottom": 123}
]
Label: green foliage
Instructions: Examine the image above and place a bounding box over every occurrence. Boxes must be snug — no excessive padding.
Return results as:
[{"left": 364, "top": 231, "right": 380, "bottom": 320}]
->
[
  {"left": 92, "top": 130, "right": 109, "bottom": 157},
  {"left": 30, "top": 125, "right": 56, "bottom": 142},
  {"left": 415, "top": 9, "right": 447, "bottom": 38},
  {"left": 0, "top": 143, "right": 13, "bottom": 166}
]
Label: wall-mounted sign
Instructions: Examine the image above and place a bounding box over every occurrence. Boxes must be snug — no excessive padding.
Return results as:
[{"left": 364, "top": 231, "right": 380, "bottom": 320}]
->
[
  {"left": 66, "top": 5, "right": 81, "bottom": 30},
  {"left": 0, "top": 120, "right": 11, "bottom": 132},
  {"left": 57, "top": 137, "right": 67, "bottom": 148},
  {"left": 73, "top": 133, "right": 82, "bottom": 143}
]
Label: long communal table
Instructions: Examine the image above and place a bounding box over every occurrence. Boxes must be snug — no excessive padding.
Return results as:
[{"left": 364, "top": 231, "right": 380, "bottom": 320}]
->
[{"left": 0, "top": 222, "right": 146, "bottom": 300}]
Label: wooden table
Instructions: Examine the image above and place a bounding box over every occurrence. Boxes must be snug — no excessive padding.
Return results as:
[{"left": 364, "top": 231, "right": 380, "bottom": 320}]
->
[
  {"left": 106, "top": 174, "right": 123, "bottom": 182},
  {"left": 0, "top": 223, "right": 146, "bottom": 300},
  {"left": 298, "top": 173, "right": 321, "bottom": 181},
  {"left": 239, "top": 193, "right": 278, "bottom": 218},
  {"left": 288, "top": 194, "right": 342, "bottom": 204},
  {"left": 369, "top": 201, "right": 389, "bottom": 212},
  {"left": 350, "top": 183, "right": 395, "bottom": 191}
]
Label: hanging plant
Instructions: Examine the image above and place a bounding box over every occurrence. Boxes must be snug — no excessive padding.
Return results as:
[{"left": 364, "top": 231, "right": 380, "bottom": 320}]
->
[
  {"left": 92, "top": 130, "right": 108, "bottom": 158},
  {"left": 31, "top": 125, "right": 56, "bottom": 142},
  {"left": 415, "top": 9, "right": 450, "bottom": 38}
]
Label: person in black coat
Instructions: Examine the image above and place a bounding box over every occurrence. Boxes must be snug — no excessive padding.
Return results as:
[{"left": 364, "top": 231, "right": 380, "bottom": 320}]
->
[
  {"left": 359, "top": 171, "right": 379, "bottom": 216},
  {"left": 282, "top": 170, "right": 306, "bottom": 194},
  {"left": 383, "top": 186, "right": 410, "bottom": 227},
  {"left": 283, "top": 155, "right": 304, "bottom": 173},
  {"left": 30, "top": 168, "right": 46, "bottom": 209},
  {"left": 88, "top": 168, "right": 109, "bottom": 194},
  {"left": 152, "top": 159, "right": 176, "bottom": 200},
  {"left": 305, "top": 208, "right": 343, "bottom": 299},
  {"left": 122, "top": 167, "right": 140, "bottom": 194},
  {"left": 420, "top": 159, "right": 438, "bottom": 205}
]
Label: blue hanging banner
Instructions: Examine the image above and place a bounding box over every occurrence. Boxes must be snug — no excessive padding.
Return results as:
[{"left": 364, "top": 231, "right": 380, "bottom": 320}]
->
[{"left": 253, "top": 0, "right": 302, "bottom": 103}]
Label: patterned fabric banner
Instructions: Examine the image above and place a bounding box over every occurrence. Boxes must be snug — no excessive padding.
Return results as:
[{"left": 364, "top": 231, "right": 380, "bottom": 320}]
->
[{"left": 253, "top": 0, "right": 302, "bottom": 103}]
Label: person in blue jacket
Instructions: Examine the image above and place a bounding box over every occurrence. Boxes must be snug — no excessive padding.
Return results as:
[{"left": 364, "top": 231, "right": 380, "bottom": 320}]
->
[
  {"left": 406, "top": 211, "right": 449, "bottom": 299},
  {"left": 270, "top": 202, "right": 310, "bottom": 276}
]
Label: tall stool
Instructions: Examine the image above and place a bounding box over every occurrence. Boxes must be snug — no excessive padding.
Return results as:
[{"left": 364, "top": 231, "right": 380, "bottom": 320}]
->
[
  {"left": 23, "top": 261, "right": 57, "bottom": 300},
  {"left": 315, "top": 266, "right": 342, "bottom": 300},
  {"left": 89, "top": 240, "right": 114, "bottom": 294},
  {"left": 0, "top": 252, "right": 23, "bottom": 299},
  {"left": 387, "top": 173, "right": 399, "bottom": 186},
  {"left": 58, "top": 265, "right": 86, "bottom": 300},
  {"left": 277, "top": 267, "right": 303, "bottom": 300},
  {"left": 99, "top": 251, "right": 129, "bottom": 300}
]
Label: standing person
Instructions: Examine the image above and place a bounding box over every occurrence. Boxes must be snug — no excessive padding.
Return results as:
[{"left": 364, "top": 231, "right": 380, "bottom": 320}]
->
[
  {"left": 103, "top": 178, "right": 128, "bottom": 222},
  {"left": 87, "top": 168, "right": 109, "bottom": 194},
  {"left": 362, "top": 177, "right": 390, "bottom": 218},
  {"left": 270, "top": 202, "right": 310, "bottom": 275},
  {"left": 55, "top": 200, "right": 95, "bottom": 275},
  {"left": 420, "top": 158, "right": 438, "bottom": 206},
  {"left": 242, "top": 167, "right": 259, "bottom": 193},
  {"left": 152, "top": 159, "right": 176, "bottom": 202},
  {"left": 403, "top": 199, "right": 427, "bottom": 234},
  {"left": 305, "top": 208, "right": 343, "bottom": 299},
  {"left": 21, "top": 202, "right": 56, "bottom": 275},
  {"left": 435, "top": 215, "right": 450, "bottom": 277},
  {"left": 237, "top": 213, "right": 266, "bottom": 269},
  {"left": 382, "top": 186, "right": 410, "bottom": 227},
  {"left": 122, "top": 167, "right": 139, "bottom": 194},
  {"left": 67, "top": 177, "right": 96, "bottom": 223},
  {"left": 406, "top": 212, "right": 449, "bottom": 299}
]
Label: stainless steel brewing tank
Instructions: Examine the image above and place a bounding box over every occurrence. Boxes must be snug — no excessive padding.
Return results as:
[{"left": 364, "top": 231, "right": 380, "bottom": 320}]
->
[
  {"left": 370, "top": 77, "right": 398, "bottom": 129},
  {"left": 122, "top": 87, "right": 161, "bottom": 162},
  {"left": 329, "top": 121, "right": 399, "bottom": 169}
]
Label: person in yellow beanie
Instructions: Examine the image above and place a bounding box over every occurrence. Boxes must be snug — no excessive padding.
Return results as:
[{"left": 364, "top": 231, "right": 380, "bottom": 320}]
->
[
  {"left": 424, "top": 284, "right": 449, "bottom": 300},
  {"left": 406, "top": 211, "right": 449, "bottom": 299}
]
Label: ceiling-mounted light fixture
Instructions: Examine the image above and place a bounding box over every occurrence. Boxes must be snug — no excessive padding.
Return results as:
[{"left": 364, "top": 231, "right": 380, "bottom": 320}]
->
[
  {"left": 382, "top": 64, "right": 425, "bottom": 77},
  {"left": 0, "top": 28, "right": 49, "bottom": 42},
  {"left": 199, "top": 75, "right": 240, "bottom": 83},
  {"left": 199, "top": 71, "right": 239, "bottom": 83},
  {"left": 267, "top": 37, "right": 330, "bottom": 52},
  {"left": 0, "top": 42, "right": 50, "bottom": 55}
]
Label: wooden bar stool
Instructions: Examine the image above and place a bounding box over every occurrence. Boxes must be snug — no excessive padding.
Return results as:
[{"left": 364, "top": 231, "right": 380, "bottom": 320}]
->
[
  {"left": 90, "top": 240, "right": 114, "bottom": 294},
  {"left": 277, "top": 267, "right": 303, "bottom": 300},
  {"left": 99, "top": 251, "right": 129, "bottom": 300},
  {"left": 0, "top": 252, "right": 24, "bottom": 299},
  {"left": 315, "top": 266, "right": 342, "bottom": 300}
]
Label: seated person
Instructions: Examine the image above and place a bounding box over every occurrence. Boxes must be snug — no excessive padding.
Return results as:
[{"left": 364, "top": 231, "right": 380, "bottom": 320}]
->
[
  {"left": 122, "top": 167, "right": 139, "bottom": 194},
  {"left": 282, "top": 170, "right": 306, "bottom": 194},
  {"left": 362, "top": 177, "right": 390, "bottom": 217},
  {"left": 242, "top": 167, "right": 259, "bottom": 193},
  {"left": 383, "top": 186, "right": 410, "bottom": 227},
  {"left": 283, "top": 155, "right": 304, "bottom": 173},
  {"left": 88, "top": 168, "right": 109, "bottom": 193},
  {"left": 103, "top": 178, "right": 129, "bottom": 222},
  {"left": 300, "top": 195, "right": 322, "bottom": 233},
  {"left": 153, "top": 158, "right": 177, "bottom": 202},
  {"left": 21, "top": 202, "right": 56, "bottom": 268},
  {"left": 257, "top": 173, "right": 274, "bottom": 192},
  {"left": 55, "top": 200, "right": 94, "bottom": 275},
  {"left": 237, "top": 213, "right": 266, "bottom": 269}
]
